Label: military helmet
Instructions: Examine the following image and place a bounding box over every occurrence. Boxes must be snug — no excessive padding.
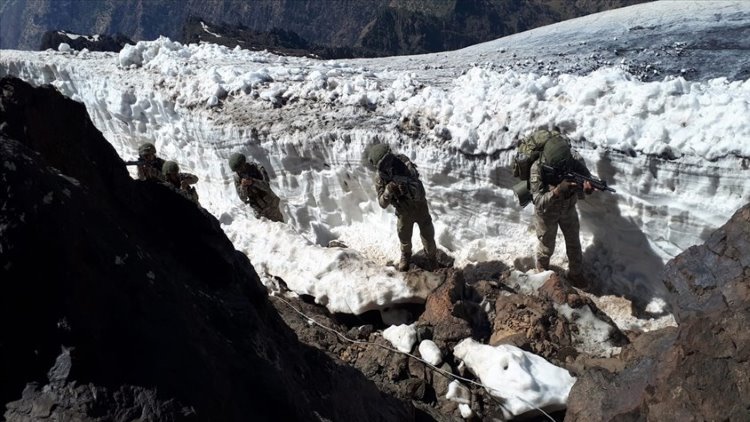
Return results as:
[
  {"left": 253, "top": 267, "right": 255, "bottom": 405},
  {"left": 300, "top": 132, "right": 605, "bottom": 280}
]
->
[
  {"left": 367, "top": 144, "right": 391, "bottom": 166},
  {"left": 541, "top": 134, "right": 572, "bottom": 168},
  {"left": 162, "top": 160, "right": 179, "bottom": 175},
  {"left": 228, "top": 153, "right": 247, "bottom": 172},
  {"left": 138, "top": 142, "right": 156, "bottom": 157}
]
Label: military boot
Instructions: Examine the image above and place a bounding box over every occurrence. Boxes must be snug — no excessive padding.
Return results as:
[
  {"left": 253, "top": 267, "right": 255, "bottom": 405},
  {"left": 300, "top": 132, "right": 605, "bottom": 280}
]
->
[
  {"left": 425, "top": 242, "right": 438, "bottom": 270},
  {"left": 535, "top": 263, "right": 547, "bottom": 273},
  {"left": 398, "top": 251, "right": 411, "bottom": 272},
  {"left": 566, "top": 271, "right": 589, "bottom": 289}
]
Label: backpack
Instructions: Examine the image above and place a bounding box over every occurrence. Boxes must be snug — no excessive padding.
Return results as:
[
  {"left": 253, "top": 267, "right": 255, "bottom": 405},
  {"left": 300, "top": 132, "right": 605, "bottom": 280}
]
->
[
  {"left": 240, "top": 162, "right": 268, "bottom": 182},
  {"left": 511, "top": 129, "right": 570, "bottom": 207}
]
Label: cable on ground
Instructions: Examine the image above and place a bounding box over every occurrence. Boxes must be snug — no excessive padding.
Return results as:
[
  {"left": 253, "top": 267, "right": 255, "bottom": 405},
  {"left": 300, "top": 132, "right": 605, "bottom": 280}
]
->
[{"left": 272, "top": 294, "right": 557, "bottom": 422}]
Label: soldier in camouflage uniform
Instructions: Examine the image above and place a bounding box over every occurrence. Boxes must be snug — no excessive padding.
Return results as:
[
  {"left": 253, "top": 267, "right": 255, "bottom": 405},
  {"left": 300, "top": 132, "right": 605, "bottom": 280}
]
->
[
  {"left": 228, "top": 153, "right": 283, "bottom": 222},
  {"left": 529, "top": 132, "right": 594, "bottom": 286},
  {"left": 136, "top": 142, "right": 166, "bottom": 181},
  {"left": 369, "top": 144, "right": 437, "bottom": 272},
  {"left": 162, "top": 161, "right": 200, "bottom": 205}
]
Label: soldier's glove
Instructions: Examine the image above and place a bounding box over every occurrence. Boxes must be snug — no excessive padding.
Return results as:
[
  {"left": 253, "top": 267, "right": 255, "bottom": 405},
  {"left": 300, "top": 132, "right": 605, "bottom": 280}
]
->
[
  {"left": 384, "top": 182, "right": 399, "bottom": 201},
  {"left": 583, "top": 180, "right": 594, "bottom": 195},
  {"left": 554, "top": 180, "right": 577, "bottom": 196}
]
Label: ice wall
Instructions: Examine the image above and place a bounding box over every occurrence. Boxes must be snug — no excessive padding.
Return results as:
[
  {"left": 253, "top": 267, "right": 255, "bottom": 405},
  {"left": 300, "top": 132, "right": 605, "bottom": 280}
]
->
[{"left": 1, "top": 40, "right": 748, "bottom": 314}]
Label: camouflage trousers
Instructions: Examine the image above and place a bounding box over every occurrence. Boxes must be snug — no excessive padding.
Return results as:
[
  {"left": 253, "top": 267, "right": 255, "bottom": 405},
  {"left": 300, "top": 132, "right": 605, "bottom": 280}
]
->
[
  {"left": 253, "top": 204, "right": 284, "bottom": 223},
  {"left": 395, "top": 199, "right": 436, "bottom": 256},
  {"left": 251, "top": 196, "right": 284, "bottom": 223},
  {"left": 534, "top": 198, "right": 583, "bottom": 276}
]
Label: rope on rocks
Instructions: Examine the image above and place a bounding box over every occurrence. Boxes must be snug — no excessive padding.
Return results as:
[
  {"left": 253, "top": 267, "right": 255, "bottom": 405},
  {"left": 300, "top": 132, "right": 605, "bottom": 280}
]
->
[{"left": 272, "top": 294, "right": 557, "bottom": 422}]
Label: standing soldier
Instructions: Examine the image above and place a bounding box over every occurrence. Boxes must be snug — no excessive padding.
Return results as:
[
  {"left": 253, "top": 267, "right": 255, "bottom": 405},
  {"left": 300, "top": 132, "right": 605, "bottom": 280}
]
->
[
  {"left": 529, "top": 132, "right": 594, "bottom": 287},
  {"left": 228, "top": 153, "right": 283, "bottom": 222},
  {"left": 134, "top": 142, "right": 165, "bottom": 181},
  {"left": 368, "top": 144, "right": 437, "bottom": 272},
  {"left": 162, "top": 161, "right": 200, "bottom": 205}
]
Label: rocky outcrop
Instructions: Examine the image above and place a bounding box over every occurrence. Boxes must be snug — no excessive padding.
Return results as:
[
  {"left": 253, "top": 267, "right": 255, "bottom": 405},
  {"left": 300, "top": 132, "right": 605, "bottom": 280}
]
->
[
  {"left": 566, "top": 203, "right": 750, "bottom": 421},
  {"left": 663, "top": 204, "right": 750, "bottom": 323},
  {"left": 0, "top": 76, "right": 412, "bottom": 421},
  {"left": 39, "top": 30, "right": 133, "bottom": 52}
]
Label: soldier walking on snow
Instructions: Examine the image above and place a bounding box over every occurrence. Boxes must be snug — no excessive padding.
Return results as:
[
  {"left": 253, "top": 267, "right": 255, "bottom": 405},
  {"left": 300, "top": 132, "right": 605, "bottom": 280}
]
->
[
  {"left": 368, "top": 144, "right": 437, "bottom": 272},
  {"left": 228, "top": 152, "right": 284, "bottom": 222}
]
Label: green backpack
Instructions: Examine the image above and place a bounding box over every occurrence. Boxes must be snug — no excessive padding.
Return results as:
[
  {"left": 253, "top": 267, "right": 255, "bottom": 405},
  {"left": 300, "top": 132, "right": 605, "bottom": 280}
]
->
[{"left": 511, "top": 129, "right": 570, "bottom": 207}]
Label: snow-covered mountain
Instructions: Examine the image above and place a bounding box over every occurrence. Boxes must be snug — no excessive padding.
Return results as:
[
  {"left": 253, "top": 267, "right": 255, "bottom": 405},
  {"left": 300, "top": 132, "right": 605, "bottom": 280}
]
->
[{"left": 1, "top": 0, "right": 748, "bottom": 321}]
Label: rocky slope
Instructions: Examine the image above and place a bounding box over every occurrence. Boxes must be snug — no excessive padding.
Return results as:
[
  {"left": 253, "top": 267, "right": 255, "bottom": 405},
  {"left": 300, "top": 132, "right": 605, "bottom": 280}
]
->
[
  {"left": 39, "top": 30, "right": 133, "bottom": 52},
  {"left": 566, "top": 203, "right": 750, "bottom": 420},
  {"left": 0, "top": 76, "right": 413, "bottom": 421},
  {"left": 1, "top": 0, "right": 648, "bottom": 56}
]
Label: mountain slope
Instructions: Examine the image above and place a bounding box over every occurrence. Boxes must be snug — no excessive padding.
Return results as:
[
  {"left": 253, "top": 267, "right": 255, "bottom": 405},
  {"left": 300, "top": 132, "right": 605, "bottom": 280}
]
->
[{"left": 1, "top": 0, "right": 647, "bottom": 56}]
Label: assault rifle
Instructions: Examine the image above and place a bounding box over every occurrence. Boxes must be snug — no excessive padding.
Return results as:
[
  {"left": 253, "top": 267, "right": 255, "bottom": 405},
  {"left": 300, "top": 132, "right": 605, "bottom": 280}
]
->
[
  {"left": 125, "top": 158, "right": 148, "bottom": 166},
  {"left": 383, "top": 174, "right": 424, "bottom": 203},
  {"left": 125, "top": 157, "right": 164, "bottom": 173},
  {"left": 542, "top": 165, "right": 616, "bottom": 193}
]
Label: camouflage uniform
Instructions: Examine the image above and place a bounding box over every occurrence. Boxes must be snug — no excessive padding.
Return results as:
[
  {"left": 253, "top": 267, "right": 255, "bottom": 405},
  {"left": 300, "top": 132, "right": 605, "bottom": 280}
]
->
[
  {"left": 165, "top": 172, "right": 200, "bottom": 205},
  {"left": 135, "top": 143, "right": 166, "bottom": 182},
  {"left": 375, "top": 152, "right": 436, "bottom": 270},
  {"left": 234, "top": 162, "right": 283, "bottom": 222},
  {"left": 529, "top": 150, "right": 591, "bottom": 278},
  {"left": 137, "top": 157, "right": 165, "bottom": 181}
]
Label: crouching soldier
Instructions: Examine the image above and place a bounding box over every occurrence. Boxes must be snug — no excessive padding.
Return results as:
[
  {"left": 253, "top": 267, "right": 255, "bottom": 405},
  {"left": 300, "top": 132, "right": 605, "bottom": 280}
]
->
[
  {"left": 368, "top": 144, "right": 437, "bottom": 271},
  {"left": 133, "top": 142, "right": 166, "bottom": 181},
  {"left": 162, "top": 161, "right": 200, "bottom": 205},
  {"left": 228, "top": 153, "right": 283, "bottom": 222}
]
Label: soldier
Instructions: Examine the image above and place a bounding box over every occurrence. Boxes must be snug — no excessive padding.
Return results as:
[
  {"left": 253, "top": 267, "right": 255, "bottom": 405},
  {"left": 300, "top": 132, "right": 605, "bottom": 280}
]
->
[
  {"left": 162, "top": 161, "right": 200, "bottom": 205},
  {"left": 529, "top": 131, "right": 594, "bottom": 287},
  {"left": 228, "top": 152, "right": 283, "bottom": 222},
  {"left": 134, "top": 142, "right": 165, "bottom": 181},
  {"left": 368, "top": 144, "right": 437, "bottom": 272}
]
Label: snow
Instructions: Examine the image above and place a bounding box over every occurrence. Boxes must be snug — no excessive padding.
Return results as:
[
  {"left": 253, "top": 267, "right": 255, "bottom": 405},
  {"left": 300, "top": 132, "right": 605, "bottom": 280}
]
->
[
  {"left": 382, "top": 323, "right": 417, "bottom": 354},
  {"left": 418, "top": 340, "right": 442, "bottom": 366},
  {"left": 200, "top": 22, "right": 222, "bottom": 38},
  {"left": 446, "top": 380, "right": 471, "bottom": 404},
  {"left": 454, "top": 338, "right": 576, "bottom": 419},
  {"left": 57, "top": 30, "right": 100, "bottom": 42},
  {"left": 1, "top": 1, "right": 749, "bottom": 418}
]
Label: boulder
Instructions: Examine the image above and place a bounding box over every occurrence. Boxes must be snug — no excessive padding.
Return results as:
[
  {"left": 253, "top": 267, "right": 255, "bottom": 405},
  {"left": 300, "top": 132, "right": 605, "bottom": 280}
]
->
[{"left": 566, "top": 203, "right": 750, "bottom": 421}]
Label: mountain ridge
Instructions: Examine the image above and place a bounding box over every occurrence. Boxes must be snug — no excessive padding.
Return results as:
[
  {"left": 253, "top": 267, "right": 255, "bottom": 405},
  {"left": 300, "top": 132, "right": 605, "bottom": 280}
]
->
[{"left": 1, "top": 0, "right": 648, "bottom": 56}]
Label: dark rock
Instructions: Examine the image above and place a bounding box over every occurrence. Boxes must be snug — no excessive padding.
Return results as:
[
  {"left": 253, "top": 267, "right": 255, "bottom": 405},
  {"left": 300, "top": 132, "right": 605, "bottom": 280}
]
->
[
  {"left": 416, "top": 325, "right": 434, "bottom": 342},
  {"left": 490, "top": 292, "right": 573, "bottom": 361},
  {"left": 567, "top": 203, "right": 750, "bottom": 421},
  {"left": 39, "top": 30, "right": 133, "bottom": 52},
  {"left": 538, "top": 272, "right": 584, "bottom": 308},
  {"left": 0, "top": 76, "right": 413, "bottom": 421},
  {"left": 418, "top": 272, "right": 477, "bottom": 343},
  {"left": 663, "top": 204, "right": 750, "bottom": 323}
]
